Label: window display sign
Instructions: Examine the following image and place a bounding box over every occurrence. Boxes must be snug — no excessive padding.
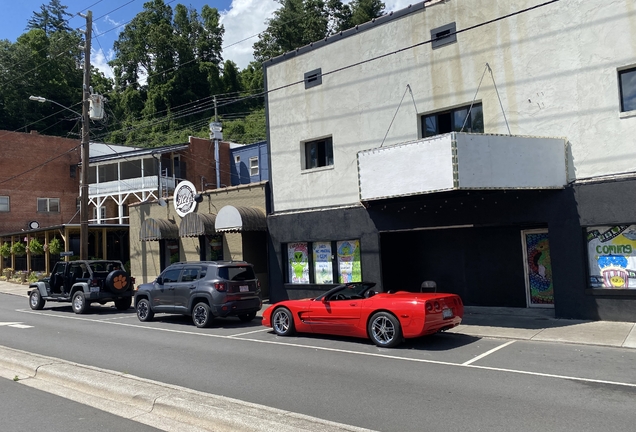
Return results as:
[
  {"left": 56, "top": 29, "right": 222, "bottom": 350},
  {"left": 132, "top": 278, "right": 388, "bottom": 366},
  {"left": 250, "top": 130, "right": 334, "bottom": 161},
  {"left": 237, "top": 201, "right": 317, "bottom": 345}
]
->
[
  {"left": 288, "top": 242, "right": 309, "bottom": 284},
  {"left": 521, "top": 230, "right": 554, "bottom": 307},
  {"left": 313, "top": 242, "right": 333, "bottom": 284},
  {"left": 587, "top": 225, "right": 636, "bottom": 289},
  {"left": 337, "top": 240, "right": 361, "bottom": 283}
]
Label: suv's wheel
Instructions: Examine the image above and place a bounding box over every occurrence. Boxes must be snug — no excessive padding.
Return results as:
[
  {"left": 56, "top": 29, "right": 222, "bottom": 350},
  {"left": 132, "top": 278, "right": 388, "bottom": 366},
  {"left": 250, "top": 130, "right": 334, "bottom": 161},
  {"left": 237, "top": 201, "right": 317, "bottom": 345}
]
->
[
  {"left": 136, "top": 298, "right": 154, "bottom": 322},
  {"left": 29, "top": 290, "right": 45, "bottom": 310},
  {"left": 114, "top": 297, "right": 132, "bottom": 310},
  {"left": 238, "top": 311, "right": 257, "bottom": 322},
  {"left": 192, "top": 302, "right": 213, "bottom": 328},
  {"left": 104, "top": 270, "right": 130, "bottom": 293},
  {"left": 72, "top": 291, "right": 89, "bottom": 314}
]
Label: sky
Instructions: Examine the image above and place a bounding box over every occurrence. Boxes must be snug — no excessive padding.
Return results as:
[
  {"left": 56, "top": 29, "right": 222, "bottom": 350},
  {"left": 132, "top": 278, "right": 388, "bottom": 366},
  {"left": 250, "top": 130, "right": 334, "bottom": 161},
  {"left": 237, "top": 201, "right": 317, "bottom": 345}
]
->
[{"left": 0, "top": 0, "right": 413, "bottom": 78}]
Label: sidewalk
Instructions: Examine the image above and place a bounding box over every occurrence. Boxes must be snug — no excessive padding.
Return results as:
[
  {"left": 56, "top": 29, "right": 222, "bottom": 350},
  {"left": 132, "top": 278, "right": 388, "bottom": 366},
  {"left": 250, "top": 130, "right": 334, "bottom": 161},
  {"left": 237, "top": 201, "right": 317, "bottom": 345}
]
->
[{"left": 3, "top": 279, "right": 636, "bottom": 349}]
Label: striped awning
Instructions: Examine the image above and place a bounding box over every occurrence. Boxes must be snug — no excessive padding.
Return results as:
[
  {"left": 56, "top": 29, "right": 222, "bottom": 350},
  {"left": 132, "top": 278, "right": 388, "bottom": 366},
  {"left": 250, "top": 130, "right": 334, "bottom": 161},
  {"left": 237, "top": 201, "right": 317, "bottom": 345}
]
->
[
  {"left": 179, "top": 212, "right": 217, "bottom": 237},
  {"left": 139, "top": 218, "right": 179, "bottom": 241},
  {"left": 215, "top": 206, "right": 267, "bottom": 233}
]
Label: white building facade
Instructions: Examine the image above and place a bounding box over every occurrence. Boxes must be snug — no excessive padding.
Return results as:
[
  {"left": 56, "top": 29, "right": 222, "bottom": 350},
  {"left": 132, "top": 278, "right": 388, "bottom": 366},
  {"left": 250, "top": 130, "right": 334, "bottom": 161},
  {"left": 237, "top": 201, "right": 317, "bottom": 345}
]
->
[{"left": 264, "top": 0, "right": 636, "bottom": 320}]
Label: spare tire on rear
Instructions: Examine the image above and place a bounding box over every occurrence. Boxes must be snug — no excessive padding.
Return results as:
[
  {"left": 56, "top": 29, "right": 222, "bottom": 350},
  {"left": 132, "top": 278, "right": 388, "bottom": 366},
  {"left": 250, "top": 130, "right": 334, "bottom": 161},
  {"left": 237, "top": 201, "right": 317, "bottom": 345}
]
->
[{"left": 105, "top": 270, "right": 131, "bottom": 293}]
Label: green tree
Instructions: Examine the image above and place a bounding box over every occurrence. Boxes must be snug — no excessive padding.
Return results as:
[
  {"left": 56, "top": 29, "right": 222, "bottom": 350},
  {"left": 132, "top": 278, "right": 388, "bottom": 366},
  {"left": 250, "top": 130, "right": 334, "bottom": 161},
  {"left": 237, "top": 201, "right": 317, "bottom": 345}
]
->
[
  {"left": 26, "top": 0, "right": 73, "bottom": 35},
  {"left": 350, "top": 0, "right": 385, "bottom": 26}
]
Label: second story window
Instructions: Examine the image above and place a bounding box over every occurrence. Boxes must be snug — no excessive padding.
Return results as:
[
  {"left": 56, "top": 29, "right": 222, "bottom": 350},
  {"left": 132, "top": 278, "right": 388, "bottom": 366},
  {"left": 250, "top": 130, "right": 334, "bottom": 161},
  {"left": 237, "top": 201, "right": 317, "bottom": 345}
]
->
[
  {"left": 37, "top": 198, "right": 60, "bottom": 213},
  {"left": 421, "top": 103, "right": 484, "bottom": 138},
  {"left": 619, "top": 67, "right": 636, "bottom": 113},
  {"left": 0, "top": 196, "right": 9, "bottom": 212},
  {"left": 249, "top": 157, "right": 259, "bottom": 176},
  {"left": 304, "top": 137, "right": 334, "bottom": 170}
]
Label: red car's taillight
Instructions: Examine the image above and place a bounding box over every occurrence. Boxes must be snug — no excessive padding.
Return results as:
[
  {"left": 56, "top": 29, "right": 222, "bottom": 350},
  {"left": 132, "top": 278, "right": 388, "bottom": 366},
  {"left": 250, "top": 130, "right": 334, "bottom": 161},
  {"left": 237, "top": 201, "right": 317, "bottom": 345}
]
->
[
  {"left": 214, "top": 282, "right": 226, "bottom": 292},
  {"left": 426, "top": 302, "right": 433, "bottom": 312}
]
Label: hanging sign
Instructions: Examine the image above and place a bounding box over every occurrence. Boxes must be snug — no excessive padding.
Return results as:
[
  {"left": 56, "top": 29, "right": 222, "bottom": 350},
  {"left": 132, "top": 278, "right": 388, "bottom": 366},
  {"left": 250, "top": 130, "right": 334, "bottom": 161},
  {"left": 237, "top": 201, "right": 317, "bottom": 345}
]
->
[{"left": 173, "top": 180, "right": 198, "bottom": 217}]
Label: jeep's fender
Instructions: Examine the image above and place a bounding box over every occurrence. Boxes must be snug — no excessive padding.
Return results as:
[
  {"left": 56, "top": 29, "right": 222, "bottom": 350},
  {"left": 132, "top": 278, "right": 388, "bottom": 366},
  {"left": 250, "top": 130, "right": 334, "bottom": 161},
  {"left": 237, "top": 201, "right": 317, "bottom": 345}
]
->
[
  {"left": 28, "top": 282, "right": 48, "bottom": 297},
  {"left": 188, "top": 292, "right": 214, "bottom": 311},
  {"left": 71, "top": 282, "right": 89, "bottom": 295}
]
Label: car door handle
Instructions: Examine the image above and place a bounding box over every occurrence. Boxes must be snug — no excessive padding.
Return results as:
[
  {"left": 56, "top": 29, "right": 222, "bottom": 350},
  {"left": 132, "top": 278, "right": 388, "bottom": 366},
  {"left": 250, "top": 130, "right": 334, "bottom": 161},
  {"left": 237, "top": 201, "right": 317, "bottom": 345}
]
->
[
  {"left": 349, "top": 303, "right": 357, "bottom": 306},
  {"left": 188, "top": 286, "right": 196, "bottom": 289}
]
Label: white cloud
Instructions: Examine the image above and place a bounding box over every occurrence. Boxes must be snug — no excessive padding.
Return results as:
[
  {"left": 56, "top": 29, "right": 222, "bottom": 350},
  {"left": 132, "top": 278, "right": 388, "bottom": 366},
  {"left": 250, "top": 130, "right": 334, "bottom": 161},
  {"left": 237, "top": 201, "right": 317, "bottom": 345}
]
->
[{"left": 91, "top": 46, "right": 115, "bottom": 79}]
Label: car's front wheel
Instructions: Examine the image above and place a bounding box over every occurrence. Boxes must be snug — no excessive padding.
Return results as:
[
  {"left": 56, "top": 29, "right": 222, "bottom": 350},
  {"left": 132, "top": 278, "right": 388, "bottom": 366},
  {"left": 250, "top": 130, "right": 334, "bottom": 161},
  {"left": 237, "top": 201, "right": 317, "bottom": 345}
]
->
[
  {"left": 192, "top": 302, "right": 213, "bottom": 328},
  {"left": 136, "top": 298, "right": 154, "bottom": 322},
  {"left": 238, "top": 311, "right": 257, "bottom": 322},
  {"left": 272, "top": 307, "right": 295, "bottom": 336},
  {"left": 114, "top": 297, "right": 132, "bottom": 310},
  {"left": 29, "top": 290, "right": 45, "bottom": 310},
  {"left": 368, "top": 312, "right": 403, "bottom": 348},
  {"left": 72, "top": 291, "right": 89, "bottom": 314}
]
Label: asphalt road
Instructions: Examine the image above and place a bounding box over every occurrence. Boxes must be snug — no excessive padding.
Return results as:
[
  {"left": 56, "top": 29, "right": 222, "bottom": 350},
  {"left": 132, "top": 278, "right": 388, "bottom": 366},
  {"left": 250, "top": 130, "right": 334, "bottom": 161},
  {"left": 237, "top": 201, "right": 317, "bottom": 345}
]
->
[
  {"left": 2, "top": 292, "right": 636, "bottom": 432},
  {"left": 0, "top": 376, "right": 162, "bottom": 432}
]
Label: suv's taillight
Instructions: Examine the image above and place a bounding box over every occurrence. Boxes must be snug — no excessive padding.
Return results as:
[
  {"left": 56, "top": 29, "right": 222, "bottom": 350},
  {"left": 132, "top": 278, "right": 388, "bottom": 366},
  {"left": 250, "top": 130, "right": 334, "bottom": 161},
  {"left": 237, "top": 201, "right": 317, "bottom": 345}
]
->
[{"left": 214, "top": 282, "right": 226, "bottom": 292}]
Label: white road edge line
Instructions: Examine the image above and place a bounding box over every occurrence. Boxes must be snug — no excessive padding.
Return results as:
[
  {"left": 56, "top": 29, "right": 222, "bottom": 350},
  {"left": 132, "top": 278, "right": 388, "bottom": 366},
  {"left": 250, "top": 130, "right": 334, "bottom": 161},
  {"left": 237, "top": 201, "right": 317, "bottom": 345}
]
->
[
  {"left": 462, "top": 340, "right": 515, "bottom": 365},
  {"left": 230, "top": 328, "right": 271, "bottom": 337},
  {"left": 16, "top": 309, "right": 636, "bottom": 389}
]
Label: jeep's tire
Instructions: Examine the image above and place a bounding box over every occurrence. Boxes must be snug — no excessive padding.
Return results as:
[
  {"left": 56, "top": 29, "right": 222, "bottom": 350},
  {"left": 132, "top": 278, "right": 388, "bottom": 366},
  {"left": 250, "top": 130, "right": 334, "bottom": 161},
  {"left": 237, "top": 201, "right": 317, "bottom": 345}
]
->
[
  {"left": 136, "top": 298, "right": 154, "bottom": 322},
  {"left": 105, "top": 270, "right": 130, "bottom": 293},
  {"left": 29, "top": 290, "right": 45, "bottom": 310},
  {"left": 192, "top": 302, "right": 213, "bottom": 328},
  {"left": 72, "top": 291, "right": 89, "bottom": 314},
  {"left": 114, "top": 297, "right": 132, "bottom": 310}
]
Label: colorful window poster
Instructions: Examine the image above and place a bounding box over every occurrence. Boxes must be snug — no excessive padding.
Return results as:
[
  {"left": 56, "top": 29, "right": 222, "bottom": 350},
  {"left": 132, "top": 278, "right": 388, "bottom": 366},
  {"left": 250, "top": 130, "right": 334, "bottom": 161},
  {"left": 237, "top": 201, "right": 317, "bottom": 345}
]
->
[
  {"left": 337, "top": 240, "right": 361, "bottom": 283},
  {"left": 521, "top": 230, "right": 554, "bottom": 307},
  {"left": 587, "top": 225, "right": 636, "bottom": 289},
  {"left": 313, "top": 242, "right": 333, "bottom": 284},
  {"left": 207, "top": 235, "right": 223, "bottom": 261},
  {"left": 288, "top": 242, "right": 309, "bottom": 284}
]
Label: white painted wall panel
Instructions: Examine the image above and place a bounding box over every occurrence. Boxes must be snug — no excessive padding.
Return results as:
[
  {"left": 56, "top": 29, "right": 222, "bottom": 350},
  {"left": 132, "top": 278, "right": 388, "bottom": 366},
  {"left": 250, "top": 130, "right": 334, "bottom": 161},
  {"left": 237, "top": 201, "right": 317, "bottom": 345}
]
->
[
  {"left": 358, "top": 135, "right": 455, "bottom": 200},
  {"left": 455, "top": 135, "right": 567, "bottom": 189}
]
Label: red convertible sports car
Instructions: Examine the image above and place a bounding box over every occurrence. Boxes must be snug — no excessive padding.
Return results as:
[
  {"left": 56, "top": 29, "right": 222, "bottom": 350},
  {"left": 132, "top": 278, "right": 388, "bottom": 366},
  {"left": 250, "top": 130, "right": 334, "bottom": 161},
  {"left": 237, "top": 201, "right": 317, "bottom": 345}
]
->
[{"left": 262, "top": 282, "right": 463, "bottom": 348}]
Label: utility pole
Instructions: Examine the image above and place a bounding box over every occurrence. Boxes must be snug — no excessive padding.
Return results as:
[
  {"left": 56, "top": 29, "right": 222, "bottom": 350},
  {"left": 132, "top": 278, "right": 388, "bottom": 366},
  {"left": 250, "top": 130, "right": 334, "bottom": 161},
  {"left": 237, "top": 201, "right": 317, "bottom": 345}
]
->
[{"left": 79, "top": 11, "right": 92, "bottom": 260}]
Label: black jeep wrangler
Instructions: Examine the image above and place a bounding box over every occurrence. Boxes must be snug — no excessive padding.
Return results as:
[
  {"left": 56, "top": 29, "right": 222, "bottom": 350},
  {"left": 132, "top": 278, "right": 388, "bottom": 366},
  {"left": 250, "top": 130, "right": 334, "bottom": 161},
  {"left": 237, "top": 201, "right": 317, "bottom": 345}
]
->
[{"left": 27, "top": 260, "right": 135, "bottom": 314}]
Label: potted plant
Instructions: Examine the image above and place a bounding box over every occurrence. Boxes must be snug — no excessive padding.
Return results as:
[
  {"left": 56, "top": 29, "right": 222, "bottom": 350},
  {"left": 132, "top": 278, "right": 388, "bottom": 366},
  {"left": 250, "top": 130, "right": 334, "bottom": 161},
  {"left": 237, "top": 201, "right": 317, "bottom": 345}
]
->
[
  {"left": 48, "top": 238, "right": 62, "bottom": 255},
  {"left": 11, "top": 242, "right": 26, "bottom": 257},
  {"left": 28, "top": 238, "right": 44, "bottom": 256},
  {"left": 0, "top": 242, "right": 10, "bottom": 258}
]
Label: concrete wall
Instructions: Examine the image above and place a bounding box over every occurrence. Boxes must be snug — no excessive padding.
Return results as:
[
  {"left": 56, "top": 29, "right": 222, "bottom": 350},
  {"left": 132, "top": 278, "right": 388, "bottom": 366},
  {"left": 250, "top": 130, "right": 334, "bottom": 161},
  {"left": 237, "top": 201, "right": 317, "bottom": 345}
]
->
[{"left": 265, "top": 0, "right": 636, "bottom": 212}]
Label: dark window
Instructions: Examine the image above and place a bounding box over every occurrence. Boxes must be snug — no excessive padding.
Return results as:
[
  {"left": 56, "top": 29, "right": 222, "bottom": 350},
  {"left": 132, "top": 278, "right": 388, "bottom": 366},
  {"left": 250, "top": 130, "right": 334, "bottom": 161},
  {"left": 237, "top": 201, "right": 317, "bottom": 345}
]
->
[
  {"left": 98, "top": 163, "right": 117, "bottom": 182},
  {"left": 37, "top": 198, "right": 60, "bottom": 213},
  {"left": 143, "top": 158, "right": 157, "bottom": 176},
  {"left": 161, "top": 268, "right": 181, "bottom": 283},
  {"left": 421, "top": 103, "right": 483, "bottom": 137},
  {"left": 304, "top": 138, "right": 334, "bottom": 169},
  {"left": 70, "top": 165, "right": 77, "bottom": 178},
  {"left": 619, "top": 67, "right": 636, "bottom": 112},
  {"left": 88, "top": 166, "right": 97, "bottom": 183},
  {"left": 431, "top": 22, "right": 457, "bottom": 49},
  {"left": 304, "top": 68, "right": 322, "bottom": 89},
  {"left": 120, "top": 161, "right": 141, "bottom": 180},
  {"left": 181, "top": 266, "right": 202, "bottom": 282},
  {"left": 218, "top": 266, "right": 256, "bottom": 281},
  {"left": 0, "top": 196, "right": 8, "bottom": 212}
]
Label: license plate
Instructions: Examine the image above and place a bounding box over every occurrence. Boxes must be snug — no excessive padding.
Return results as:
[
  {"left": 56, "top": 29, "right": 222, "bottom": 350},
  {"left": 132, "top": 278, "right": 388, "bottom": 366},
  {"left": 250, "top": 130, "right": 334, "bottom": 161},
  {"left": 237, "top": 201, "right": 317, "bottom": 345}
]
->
[
  {"left": 239, "top": 285, "right": 249, "bottom": 292},
  {"left": 90, "top": 286, "right": 100, "bottom": 293},
  {"left": 442, "top": 308, "right": 453, "bottom": 319}
]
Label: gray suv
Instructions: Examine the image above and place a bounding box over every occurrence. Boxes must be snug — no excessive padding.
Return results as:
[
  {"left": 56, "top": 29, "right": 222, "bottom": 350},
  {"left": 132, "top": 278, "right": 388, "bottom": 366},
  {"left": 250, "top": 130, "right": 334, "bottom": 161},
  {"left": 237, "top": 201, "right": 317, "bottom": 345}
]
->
[{"left": 134, "top": 261, "right": 262, "bottom": 328}]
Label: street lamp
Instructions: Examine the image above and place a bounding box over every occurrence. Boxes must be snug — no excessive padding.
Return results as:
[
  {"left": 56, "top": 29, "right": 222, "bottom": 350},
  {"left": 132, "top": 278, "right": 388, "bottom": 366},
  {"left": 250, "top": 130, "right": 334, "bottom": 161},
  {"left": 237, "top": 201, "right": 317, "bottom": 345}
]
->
[{"left": 29, "top": 94, "right": 90, "bottom": 260}]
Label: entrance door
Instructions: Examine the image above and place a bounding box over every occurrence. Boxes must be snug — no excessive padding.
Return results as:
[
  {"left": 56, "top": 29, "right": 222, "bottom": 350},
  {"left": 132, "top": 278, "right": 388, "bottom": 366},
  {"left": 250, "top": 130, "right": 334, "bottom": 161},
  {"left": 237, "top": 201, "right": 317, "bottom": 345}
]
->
[{"left": 521, "top": 229, "right": 554, "bottom": 308}]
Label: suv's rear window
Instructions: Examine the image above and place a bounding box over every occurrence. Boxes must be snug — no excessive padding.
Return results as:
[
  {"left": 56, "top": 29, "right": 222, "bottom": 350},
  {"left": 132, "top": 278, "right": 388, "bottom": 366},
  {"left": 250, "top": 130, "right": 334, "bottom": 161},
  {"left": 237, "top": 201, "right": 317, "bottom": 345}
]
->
[{"left": 218, "top": 266, "right": 256, "bottom": 281}]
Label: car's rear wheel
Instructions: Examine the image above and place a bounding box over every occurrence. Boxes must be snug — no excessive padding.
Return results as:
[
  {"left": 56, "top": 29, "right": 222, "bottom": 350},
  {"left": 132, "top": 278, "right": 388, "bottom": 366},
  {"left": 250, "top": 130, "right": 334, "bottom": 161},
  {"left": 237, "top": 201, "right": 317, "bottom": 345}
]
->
[
  {"left": 114, "top": 297, "right": 132, "bottom": 310},
  {"left": 272, "top": 307, "right": 295, "bottom": 336},
  {"left": 136, "top": 298, "right": 154, "bottom": 322},
  {"left": 192, "top": 302, "right": 213, "bottom": 328},
  {"left": 29, "top": 290, "right": 45, "bottom": 310},
  {"left": 368, "top": 312, "right": 403, "bottom": 348},
  {"left": 72, "top": 291, "right": 89, "bottom": 314},
  {"left": 238, "top": 311, "right": 257, "bottom": 322}
]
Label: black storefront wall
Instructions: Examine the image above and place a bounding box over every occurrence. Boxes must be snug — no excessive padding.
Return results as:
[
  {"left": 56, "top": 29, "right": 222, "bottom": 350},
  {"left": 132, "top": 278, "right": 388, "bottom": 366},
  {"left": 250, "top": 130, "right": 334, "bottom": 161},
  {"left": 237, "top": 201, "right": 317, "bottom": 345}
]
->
[{"left": 267, "top": 206, "right": 381, "bottom": 302}]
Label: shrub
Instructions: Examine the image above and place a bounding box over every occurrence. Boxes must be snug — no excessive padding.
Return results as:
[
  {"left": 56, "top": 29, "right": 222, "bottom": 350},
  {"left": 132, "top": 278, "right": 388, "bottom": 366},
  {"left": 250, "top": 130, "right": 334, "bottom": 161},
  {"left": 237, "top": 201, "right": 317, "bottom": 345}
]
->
[
  {"left": 0, "top": 242, "right": 10, "bottom": 258},
  {"left": 11, "top": 242, "right": 26, "bottom": 257},
  {"left": 48, "top": 238, "right": 62, "bottom": 255},
  {"left": 28, "top": 238, "right": 44, "bottom": 256}
]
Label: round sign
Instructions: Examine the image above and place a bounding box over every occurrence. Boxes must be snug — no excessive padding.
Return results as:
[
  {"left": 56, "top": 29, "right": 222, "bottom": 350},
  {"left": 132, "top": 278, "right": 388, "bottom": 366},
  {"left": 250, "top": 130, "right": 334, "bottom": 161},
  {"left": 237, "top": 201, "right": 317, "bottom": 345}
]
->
[
  {"left": 173, "top": 180, "right": 198, "bottom": 217},
  {"left": 29, "top": 221, "right": 40, "bottom": 229}
]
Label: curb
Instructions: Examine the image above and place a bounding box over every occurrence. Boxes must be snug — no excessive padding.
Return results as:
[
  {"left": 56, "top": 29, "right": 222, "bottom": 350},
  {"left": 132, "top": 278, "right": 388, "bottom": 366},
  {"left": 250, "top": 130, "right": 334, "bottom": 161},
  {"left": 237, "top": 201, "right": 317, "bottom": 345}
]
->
[{"left": 0, "top": 345, "right": 374, "bottom": 432}]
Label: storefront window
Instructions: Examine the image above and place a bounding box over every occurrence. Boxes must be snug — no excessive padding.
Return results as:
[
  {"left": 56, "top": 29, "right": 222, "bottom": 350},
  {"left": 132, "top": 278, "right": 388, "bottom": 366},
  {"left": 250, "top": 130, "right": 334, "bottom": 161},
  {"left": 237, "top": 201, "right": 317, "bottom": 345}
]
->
[
  {"left": 313, "top": 241, "right": 333, "bottom": 284},
  {"left": 288, "top": 242, "right": 309, "bottom": 284},
  {"left": 208, "top": 235, "right": 223, "bottom": 261},
  {"left": 587, "top": 225, "right": 636, "bottom": 289},
  {"left": 337, "top": 240, "right": 361, "bottom": 283}
]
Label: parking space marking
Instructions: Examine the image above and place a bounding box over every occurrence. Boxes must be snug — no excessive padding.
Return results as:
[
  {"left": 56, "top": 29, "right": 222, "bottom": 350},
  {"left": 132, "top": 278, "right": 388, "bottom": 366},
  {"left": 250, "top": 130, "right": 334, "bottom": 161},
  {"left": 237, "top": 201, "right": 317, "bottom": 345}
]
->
[
  {"left": 462, "top": 340, "right": 515, "bottom": 365},
  {"left": 16, "top": 308, "right": 636, "bottom": 389},
  {"left": 229, "top": 328, "right": 271, "bottom": 337}
]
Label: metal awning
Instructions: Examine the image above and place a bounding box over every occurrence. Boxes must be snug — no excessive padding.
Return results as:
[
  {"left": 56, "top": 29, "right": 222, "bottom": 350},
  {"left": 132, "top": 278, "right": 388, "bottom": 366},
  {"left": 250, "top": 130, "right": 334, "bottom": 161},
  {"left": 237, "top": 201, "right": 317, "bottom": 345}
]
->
[
  {"left": 139, "top": 218, "right": 179, "bottom": 241},
  {"left": 215, "top": 206, "right": 266, "bottom": 233},
  {"left": 179, "top": 213, "right": 217, "bottom": 237}
]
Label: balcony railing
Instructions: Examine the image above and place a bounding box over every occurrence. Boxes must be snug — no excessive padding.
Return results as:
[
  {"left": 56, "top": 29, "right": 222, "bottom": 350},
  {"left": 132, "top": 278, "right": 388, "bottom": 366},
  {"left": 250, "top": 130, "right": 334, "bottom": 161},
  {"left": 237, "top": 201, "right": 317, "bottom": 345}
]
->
[{"left": 88, "top": 176, "right": 176, "bottom": 196}]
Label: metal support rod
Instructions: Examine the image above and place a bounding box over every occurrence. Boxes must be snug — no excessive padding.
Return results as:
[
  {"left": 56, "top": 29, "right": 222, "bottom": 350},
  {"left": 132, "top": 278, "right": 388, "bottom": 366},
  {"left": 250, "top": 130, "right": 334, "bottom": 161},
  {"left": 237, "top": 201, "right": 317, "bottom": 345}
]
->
[
  {"left": 80, "top": 11, "right": 92, "bottom": 260},
  {"left": 214, "top": 96, "right": 220, "bottom": 189}
]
